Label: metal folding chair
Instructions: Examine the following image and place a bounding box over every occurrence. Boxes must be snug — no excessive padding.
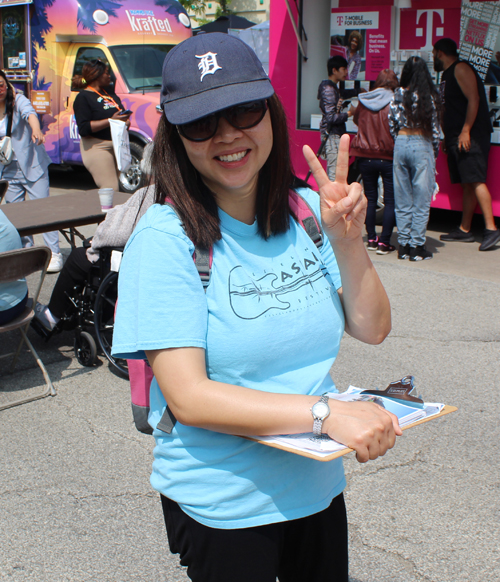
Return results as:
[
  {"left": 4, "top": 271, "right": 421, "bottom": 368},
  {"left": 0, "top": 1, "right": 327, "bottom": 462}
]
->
[
  {"left": 0, "top": 246, "right": 56, "bottom": 410},
  {"left": 0, "top": 180, "right": 7, "bottom": 204}
]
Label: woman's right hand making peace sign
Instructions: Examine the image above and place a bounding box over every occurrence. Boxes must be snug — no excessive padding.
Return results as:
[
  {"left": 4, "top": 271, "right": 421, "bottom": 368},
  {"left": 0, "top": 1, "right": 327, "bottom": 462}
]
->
[{"left": 303, "top": 134, "right": 366, "bottom": 244}]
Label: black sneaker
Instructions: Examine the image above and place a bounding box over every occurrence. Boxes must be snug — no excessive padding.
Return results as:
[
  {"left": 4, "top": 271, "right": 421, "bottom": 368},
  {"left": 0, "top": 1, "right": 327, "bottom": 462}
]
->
[
  {"left": 367, "top": 237, "right": 378, "bottom": 251},
  {"left": 376, "top": 243, "right": 396, "bottom": 255},
  {"left": 479, "top": 228, "right": 500, "bottom": 251},
  {"left": 409, "top": 245, "right": 433, "bottom": 261},
  {"left": 398, "top": 244, "right": 410, "bottom": 260},
  {"left": 440, "top": 227, "right": 475, "bottom": 242}
]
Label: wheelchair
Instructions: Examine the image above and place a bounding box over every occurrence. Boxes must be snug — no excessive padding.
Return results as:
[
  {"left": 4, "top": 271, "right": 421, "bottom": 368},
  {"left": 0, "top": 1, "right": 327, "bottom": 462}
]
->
[{"left": 32, "top": 247, "right": 128, "bottom": 378}]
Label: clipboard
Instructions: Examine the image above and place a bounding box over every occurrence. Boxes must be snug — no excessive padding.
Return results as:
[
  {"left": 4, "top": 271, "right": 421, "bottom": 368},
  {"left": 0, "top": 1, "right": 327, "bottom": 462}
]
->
[{"left": 245, "top": 405, "right": 457, "bottom": 462}]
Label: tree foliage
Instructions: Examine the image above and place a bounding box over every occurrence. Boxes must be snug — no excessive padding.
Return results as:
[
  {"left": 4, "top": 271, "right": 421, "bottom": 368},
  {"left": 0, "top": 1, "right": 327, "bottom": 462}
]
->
[{"left": 177, "top": 0, "right": 233, "bottom": 20}]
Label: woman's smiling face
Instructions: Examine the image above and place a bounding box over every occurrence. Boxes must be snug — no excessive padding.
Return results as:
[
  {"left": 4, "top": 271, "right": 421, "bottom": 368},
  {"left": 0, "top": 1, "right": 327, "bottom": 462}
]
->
[{"left": 179, "top": 109, "right": 273, "bottom": 205}]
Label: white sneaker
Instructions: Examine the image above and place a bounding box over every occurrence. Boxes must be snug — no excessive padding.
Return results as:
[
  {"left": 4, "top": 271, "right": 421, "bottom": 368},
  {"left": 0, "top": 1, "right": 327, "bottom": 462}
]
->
[{"left": 47, "top": 252, "right": 63, "bottom": 273}]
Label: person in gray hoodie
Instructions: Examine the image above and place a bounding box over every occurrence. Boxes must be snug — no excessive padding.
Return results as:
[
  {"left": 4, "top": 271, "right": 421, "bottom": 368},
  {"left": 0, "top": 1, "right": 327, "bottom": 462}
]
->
[{"left": 351, "top": 70, "right": 399, "bottom": 254}]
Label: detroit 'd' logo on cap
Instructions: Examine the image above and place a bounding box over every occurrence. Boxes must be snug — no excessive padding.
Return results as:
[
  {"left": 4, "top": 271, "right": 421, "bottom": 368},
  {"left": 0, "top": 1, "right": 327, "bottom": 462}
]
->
[{"left": 196, "top": 52, "right": 222, "bottom": 81}]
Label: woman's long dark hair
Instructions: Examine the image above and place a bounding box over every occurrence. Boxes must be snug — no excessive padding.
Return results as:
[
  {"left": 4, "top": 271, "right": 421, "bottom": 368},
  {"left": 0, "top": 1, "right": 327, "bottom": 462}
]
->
[
  {"left": 400, "top": 56, "right": 440, "bottom": 136},
  {"left": 152, "top": 93, "right": 294, "bottom": 248},
  {"left": 0, "top": 70, "right": 15, "bottom": 118}
]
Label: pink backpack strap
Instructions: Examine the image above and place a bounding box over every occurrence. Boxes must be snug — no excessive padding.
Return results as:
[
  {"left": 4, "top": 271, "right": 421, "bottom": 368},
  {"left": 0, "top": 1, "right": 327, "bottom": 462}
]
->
[
  {"left": 164, "top": 199, "right": 213, "bottom": 288},
  {"left": 288, "top": 189, "right": 323, "bottom": 250},
  {"left": 129, "top": 359, "right": 155, "bottom": 434}
]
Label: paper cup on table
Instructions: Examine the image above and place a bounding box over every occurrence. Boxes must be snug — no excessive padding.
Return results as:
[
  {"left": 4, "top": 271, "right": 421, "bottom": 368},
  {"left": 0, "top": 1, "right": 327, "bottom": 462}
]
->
[{"left": 98, "top": 188, "right": 114, "bottom": 212}]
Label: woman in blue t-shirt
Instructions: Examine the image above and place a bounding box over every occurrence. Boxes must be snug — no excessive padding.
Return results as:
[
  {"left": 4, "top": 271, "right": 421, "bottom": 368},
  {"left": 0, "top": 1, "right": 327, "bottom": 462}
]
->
[{"left": 113, "top": 33, "right": 400, "bottom": 582}]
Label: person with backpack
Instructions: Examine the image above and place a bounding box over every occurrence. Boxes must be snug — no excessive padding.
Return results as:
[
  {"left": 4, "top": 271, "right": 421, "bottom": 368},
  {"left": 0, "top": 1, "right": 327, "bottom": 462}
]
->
[{"left": 112, "top": 33, "right": 400, "bottom": 582}]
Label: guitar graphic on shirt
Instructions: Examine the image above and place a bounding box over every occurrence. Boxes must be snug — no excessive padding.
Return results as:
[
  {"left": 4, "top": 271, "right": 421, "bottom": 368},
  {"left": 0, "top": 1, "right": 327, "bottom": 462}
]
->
[{"left": 228, "top": 265, "right": 328, "bottom": 320}]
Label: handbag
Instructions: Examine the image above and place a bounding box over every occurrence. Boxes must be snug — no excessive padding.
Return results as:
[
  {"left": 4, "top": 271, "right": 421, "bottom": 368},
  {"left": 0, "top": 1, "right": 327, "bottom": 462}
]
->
[
  {"left": 109, "top": 118, "right": 132, "bottom": 172},
  {"left": 0, "top": 113, "right": 13, "bottom": 166}
]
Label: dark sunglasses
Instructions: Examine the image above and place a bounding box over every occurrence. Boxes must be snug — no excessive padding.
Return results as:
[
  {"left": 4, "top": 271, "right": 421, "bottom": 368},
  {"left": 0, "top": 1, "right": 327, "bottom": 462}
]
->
[{"left": 177, "top": 100, "right": 268, "bottom": 142}]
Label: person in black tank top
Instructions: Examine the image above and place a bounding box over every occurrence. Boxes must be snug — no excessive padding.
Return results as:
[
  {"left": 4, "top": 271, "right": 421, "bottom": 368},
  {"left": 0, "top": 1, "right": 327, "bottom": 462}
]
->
[{"left": 433, "top": 38, "right": 500, "bottom": 252}]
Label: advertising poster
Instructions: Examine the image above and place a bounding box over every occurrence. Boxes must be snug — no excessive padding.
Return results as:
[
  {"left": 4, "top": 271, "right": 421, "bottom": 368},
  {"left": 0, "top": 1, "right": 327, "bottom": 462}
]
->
[
  {"left": 31, "top": 91, "right": 51, "bottom": 114},
  {"left": 459, "top": 0, "right": 500, "bottom": 81},
  {"left": 399, "top": 7, "right": 461, "bottom": 51},
  {"left": 330, "top": 6, "right": 393, "bottom": 82}
]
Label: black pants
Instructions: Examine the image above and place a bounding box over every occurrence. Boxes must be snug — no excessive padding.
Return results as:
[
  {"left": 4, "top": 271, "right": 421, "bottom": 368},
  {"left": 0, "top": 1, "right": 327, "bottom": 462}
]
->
[
  {"left": 48, "top": 246, "right": 93, "bottom": 319},
  {"left": 358, "top": 157, "right": 395, "bottom": 246},
  {"left": 160, "top": 493, "right": 349, "bottom": 582}
]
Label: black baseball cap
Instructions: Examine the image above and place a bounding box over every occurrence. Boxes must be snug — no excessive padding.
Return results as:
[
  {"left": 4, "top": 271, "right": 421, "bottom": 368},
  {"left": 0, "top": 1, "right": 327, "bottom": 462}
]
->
[{"left": 160, "top": 32, "right": 274, "bottom": 125}]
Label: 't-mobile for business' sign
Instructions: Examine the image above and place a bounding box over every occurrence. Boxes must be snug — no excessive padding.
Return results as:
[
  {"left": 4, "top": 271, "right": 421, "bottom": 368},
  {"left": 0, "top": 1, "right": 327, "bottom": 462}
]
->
[
  {"left": 331, "top": 6, "right": 393, "bottom": 82},
  {"left": 333, "top": 12, "right": 379, "bottom": 29}
]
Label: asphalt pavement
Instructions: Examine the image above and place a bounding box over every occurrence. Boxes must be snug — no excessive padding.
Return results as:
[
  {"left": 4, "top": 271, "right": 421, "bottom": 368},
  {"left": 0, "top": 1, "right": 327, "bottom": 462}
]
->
[{"left": 1, "top": 170, "right": 499, "bottom": 581}]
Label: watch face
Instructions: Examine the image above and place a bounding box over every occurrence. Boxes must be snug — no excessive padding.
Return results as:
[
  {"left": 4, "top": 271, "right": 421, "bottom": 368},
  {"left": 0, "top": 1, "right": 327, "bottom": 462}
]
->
[{"left": 312, "top": 401, "right": 329, "bottom": 419}]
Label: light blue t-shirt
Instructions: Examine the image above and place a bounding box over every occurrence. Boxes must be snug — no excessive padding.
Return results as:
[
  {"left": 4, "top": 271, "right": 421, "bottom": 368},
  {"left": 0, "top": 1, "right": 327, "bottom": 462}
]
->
[
  {"left": 0, "top": 209, "right": 27, "bottom": 311},
  {"left": 113, "top": 187, "right": 347, "bottom": 529}
]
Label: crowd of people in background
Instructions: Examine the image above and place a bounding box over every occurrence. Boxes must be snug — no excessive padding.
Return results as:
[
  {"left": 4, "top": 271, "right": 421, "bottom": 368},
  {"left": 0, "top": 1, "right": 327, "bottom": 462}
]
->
[{"left": 318, "top": 37, "right": 500, "bottom": 259}]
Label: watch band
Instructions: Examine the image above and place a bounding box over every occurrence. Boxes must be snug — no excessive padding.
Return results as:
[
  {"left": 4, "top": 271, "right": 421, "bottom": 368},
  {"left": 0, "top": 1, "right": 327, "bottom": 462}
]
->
[
  {"left": 312, "top": 394, "right": 330, "bottom": 436},
  {"left": 313, "top": 417, "right": 323, "bottom": 435}
]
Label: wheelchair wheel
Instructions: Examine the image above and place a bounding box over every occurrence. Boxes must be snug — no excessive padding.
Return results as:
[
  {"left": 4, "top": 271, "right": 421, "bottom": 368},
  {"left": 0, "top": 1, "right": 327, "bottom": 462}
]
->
[
  {"left": 94, "top": 271, "right": 129, "bottom": 379},
  {"left": 74, "top": 331, "right": 97, "bottom": 367}
]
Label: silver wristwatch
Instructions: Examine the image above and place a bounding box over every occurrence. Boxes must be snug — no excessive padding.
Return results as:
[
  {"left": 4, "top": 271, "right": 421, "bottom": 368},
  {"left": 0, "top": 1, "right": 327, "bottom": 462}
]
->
[{"left": 311, "top": 394, "right": 330, "bottom": 436}]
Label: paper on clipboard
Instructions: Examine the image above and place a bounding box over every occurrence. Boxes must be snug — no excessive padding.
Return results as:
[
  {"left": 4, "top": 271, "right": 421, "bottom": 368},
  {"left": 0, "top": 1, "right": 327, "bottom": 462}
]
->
[{"left": 246, "top": 386, "right": 457, "bottom": 462}]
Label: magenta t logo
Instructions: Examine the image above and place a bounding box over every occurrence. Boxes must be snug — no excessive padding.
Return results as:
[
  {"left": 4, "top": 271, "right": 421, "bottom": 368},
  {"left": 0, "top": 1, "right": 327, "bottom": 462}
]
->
[{"left": 415, "top": 9, "right": 444, "bottom": 50}]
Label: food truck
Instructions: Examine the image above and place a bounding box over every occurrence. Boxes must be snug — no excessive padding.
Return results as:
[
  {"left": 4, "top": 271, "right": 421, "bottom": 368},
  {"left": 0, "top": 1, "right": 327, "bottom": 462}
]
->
[
  {"left": 0, "top": 0, "right": 192, "bottom": 192},
  {"left": 269, "top": 0, "right": 500, "bottom": 217}
]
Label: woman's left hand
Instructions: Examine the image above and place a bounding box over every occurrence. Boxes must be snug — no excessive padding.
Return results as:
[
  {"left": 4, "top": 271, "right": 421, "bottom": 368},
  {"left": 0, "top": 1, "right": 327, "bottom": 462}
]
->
[
  {"left": 303, "top": 134, "right": 366, "bottom": 244},
  {"left": 31, "top": 127, "right": 45, "bottom": 145}
]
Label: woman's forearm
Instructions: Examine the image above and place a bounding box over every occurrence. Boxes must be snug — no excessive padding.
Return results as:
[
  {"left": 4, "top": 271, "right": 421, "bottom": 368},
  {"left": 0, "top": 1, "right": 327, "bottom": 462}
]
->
[
  {"left": 333, "top": 237, "right": 391, "bottom": 344},
  {"left": 146, "top": 346, "right": 400, "bottom": 463},
  {"left": 27, "top": 114, "right": 45, "bottom": 144},
  {"left": 90, "top": 118, "right": 111, "bottom": 133},
  {"left": 147, "top": 347, "right": 317, "bottom": 435},
  {"left": 27, "top": 113, "right": 41, "bottom": 133}
]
